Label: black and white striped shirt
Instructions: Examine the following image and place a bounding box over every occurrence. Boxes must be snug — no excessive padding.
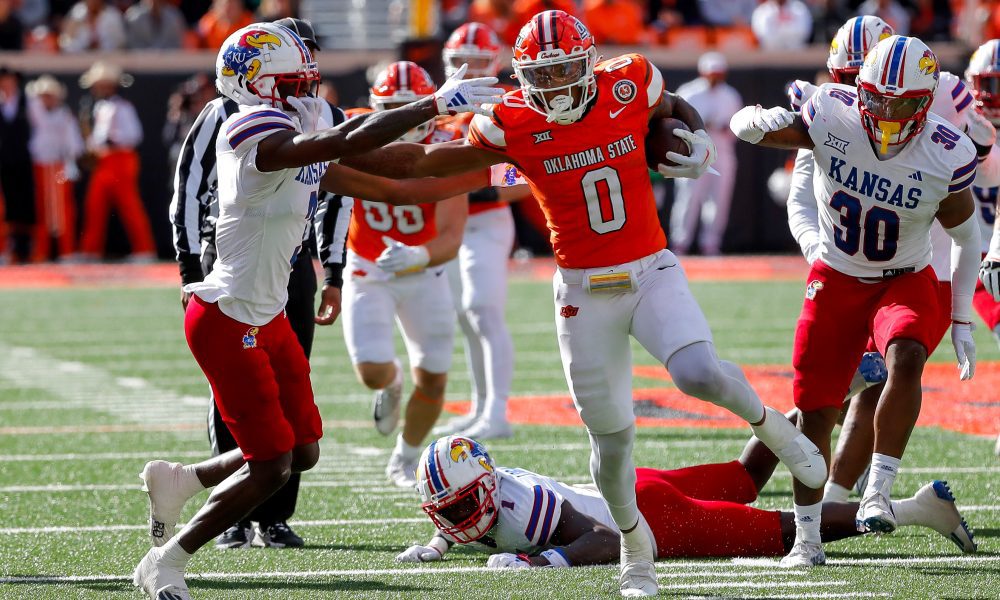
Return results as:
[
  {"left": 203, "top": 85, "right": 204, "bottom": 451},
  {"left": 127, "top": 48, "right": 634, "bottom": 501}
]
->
[{"left": 168, "top": 97, "right": 352, "bottom": 287}]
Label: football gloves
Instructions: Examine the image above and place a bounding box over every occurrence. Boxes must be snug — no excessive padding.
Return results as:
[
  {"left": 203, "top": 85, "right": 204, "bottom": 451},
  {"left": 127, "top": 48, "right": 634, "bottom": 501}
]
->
[
  {"left": 286, "top": 96, "right": 325, "bottom": 133},
  {"left": 486, "top": 553, "right": 531, "bottom": 569},
  {"left": 980, "top": 258, "right": 1000, "bottom": 302},
  {"left": 658, "top": 129, "right": 718, "bottom": 179},
  {"left": 433, "top": 63, "right": 504, "bottom": 117},
  {"left": 965, "top": 109, "right": 997, "bottom": 149},
  {"left": 376, "top": 236, "right": 430, "bottom": 274},
  {"left": 396, "top": 544, "right": 443, "bottom": 563},
  {"left": 951, "top": 321, "right": 976, "bottom": 381},
  {"left": 730, "top": 104, "right": 795, "bottom": 144}
]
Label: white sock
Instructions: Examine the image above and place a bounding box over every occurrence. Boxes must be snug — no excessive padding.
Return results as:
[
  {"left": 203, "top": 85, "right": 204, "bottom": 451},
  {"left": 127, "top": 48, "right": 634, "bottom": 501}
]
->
[
  {"left": 717, "top": 360, "right": 766, "bottom": 424},
  {"left": 864, "top": 453, "right": 901, "bottom": 499},
  {"left": 394, "top": 434, "right": 422, "bottom": 462},
  {"left": 588, "top": 427, "right": 640, "bottom": 531},
  {"left": 890, "top": 497, "right": 918, "bottom": 527},
  {"left": 823, "top": 481, "right": 851, "bottom": 503},
  {"left": 159, "top": 537, "right": 192, "bottom": 571},
  {"left": 179, "top": 464, "right": 206, "bottom": 495},
  {"left": 793, "top": 502, "right": 822, "bottom": 544}
]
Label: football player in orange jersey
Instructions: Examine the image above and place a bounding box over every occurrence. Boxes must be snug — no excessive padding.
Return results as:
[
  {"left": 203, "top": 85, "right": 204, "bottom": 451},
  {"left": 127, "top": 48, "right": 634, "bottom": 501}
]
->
[
  {"left": 340, "top": 12, "right": 825, "bottom": 596},
  {"left": 434, "top": 22, "right": 531, "bottom": 441},
  {"left": 340, "top": 62, "right": 472, "bottom": 488}
]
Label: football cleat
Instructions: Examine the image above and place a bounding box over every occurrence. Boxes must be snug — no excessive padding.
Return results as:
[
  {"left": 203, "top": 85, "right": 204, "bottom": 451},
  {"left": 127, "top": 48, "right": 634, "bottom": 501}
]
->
[
  {"left": 372, "top": 358, "right": 403, "bottom": 436},
  {"left": 619, "top": 517, "right": 658, "bottom": 597},
  {"left": 386, "top": 451, "right": 418, "bottom": 488},
  {"left": 458, "top": 418, "right": 513, "bottom": 441},
  {"left": 215, "top": 521, "right": 252, "bottom": 549},
  {"left": 133, "top": 547, "right": 189, "bottom": 599},
  {"left": 907, "top": 480, "right": 977, "bottom": 553},
  {"left": 252, "top": 521, "right": 305, "bottom": 548},
  {"left": 779, "top": 540, "right": 826, "bottom": 567},
  {"left": 140, "top": 461, "right": 196, "bottom": 547},
  {"left": 856, "top": 490, "right": 897, "bottom": 534},
  {"left": 431, "top": 413, "right": 479, "bottom": 436},
  {"left": 750, "top": 407, "right": 827, "bottom": 489}
]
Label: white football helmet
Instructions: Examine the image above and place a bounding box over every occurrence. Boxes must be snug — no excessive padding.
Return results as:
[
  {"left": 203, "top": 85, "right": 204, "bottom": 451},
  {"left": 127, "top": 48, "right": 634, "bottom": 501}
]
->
[
  {"left": 966, "top": 39, "right": 1000, "bottom": 126},
  {"left": 827, "top": 16, "right": 894, "bottom": 84},
  {"left": 216, "top": 22, "right": 319, "bottom": 108},
  {"left": 416, "top": 436, "right": 498, "bottom": 544},
  {"left": 857, "top": 35, "right": 939, "bottom": 153},
  {"left": 369, "top": 61, "right": 437, "bottom": 143}
]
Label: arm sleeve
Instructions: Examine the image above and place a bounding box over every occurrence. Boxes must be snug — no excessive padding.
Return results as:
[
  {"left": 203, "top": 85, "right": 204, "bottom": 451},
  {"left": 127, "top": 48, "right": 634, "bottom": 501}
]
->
[
  {"left": 947, "top": 212, "right": 982, "bottom": 322},
  {"left": 786, "top": 149, "right": 821, "bottom": 261},
  {"left": 524, "top": 485, "right": 564, "bottom": 548},
  {"left": 169, "top": 101, "right": 227, "bottom": 283},
  {"left": 949, "top": 156, "right": 978, "bottom": 194},
  {"left": 315, "top": 194, "right": 353, "bottom": 288}
]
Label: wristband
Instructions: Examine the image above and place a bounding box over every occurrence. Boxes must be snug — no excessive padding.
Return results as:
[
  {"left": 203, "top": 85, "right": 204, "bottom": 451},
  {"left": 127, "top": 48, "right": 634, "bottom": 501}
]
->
[
  {"left": 324, "top": 263, "right": 344, "bottom": 289},
  {"left": 539, "top": 548, "right": 571, "bottom": 568},
  {"left": 974, "top": 142, "right": 993, "bottom": 160},
  {"left": 427, "top": 535, "right": 449, "bottom": 557}
]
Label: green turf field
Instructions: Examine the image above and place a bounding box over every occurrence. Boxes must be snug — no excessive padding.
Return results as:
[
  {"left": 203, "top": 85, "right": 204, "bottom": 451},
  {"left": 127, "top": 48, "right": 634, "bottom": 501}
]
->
[{"left": 0, "top": 278, "right": 997, "bottom": 599}]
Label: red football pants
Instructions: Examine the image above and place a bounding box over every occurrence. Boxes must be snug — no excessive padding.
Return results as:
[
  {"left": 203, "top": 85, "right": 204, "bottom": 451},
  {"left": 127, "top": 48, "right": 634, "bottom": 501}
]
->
[
  {"left": 184, "top": 296, "right": 323, "bottom": 461},
  {"left": 79, "top": 150, "right": 155, "bottom": 255},
  {"left": 636, "top": 461, "right": 785, "bottom": 558},
  {"left": 32, "top": 162, "right": 76, "bottom": 260}
]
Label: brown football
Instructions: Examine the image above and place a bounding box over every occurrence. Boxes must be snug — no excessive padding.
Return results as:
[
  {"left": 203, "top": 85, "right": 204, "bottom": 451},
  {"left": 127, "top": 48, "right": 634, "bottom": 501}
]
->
[{"left": 645, "top": 117, "right": 691, "bottom": 170}]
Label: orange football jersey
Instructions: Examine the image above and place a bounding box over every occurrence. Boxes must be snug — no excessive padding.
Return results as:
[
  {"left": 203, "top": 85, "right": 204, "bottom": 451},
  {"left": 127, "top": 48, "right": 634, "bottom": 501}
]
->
[
  {"left": 347, "top": 123, "right": 464, "bottom": 262},
  {"left": 469, "top": 53, "right": 666, "bottom": 268}
]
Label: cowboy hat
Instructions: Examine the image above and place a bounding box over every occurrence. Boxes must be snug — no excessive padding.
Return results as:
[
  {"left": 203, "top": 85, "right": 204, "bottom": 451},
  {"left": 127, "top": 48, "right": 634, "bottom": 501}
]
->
[
  {"left": 26, "top": 74, "right": 67, "bottom": 99},
  {"left": 79, "top": 61, "right": 134, "bottom": 89}
]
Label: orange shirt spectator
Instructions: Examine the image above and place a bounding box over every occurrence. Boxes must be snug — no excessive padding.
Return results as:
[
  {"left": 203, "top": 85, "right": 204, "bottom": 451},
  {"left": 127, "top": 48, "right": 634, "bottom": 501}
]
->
[
  {"left": 197, "top": 0, "right": 253, "bottom": 50},
  {"left": 584, "top": 0, "right": 650, "bottom": 45},
  {"left": 507, "top": 0, "right": 580, "bottom": 44}
]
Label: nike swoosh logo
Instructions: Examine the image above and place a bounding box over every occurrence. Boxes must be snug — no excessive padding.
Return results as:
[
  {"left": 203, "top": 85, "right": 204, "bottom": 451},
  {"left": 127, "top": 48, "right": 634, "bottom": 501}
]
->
[{"left": 609, "top": 106, "right": 626, "bottom": 119}]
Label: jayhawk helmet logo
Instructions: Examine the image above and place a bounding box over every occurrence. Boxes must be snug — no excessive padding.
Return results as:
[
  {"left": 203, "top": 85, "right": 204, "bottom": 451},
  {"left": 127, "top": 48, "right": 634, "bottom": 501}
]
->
[
  {"left": 449, "top": 437, "right": 494, "bottom": 473},
  {"left": 918, "top": 50, "right": 939, "bottom": 78},
  {"left": 220, "top": 30, "right": 283, "bottom": 79}
]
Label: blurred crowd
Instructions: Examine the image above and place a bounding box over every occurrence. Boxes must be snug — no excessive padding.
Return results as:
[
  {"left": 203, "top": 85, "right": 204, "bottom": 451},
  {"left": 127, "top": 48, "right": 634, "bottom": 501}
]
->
[{"left": 0, "top": 0, "right": 997, "bottom": 53}]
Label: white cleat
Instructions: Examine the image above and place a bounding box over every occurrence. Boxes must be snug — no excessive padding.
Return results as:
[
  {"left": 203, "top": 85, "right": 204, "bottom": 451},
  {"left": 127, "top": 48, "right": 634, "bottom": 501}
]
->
[
  {"left": 386, "top": 452, "right": 417, "bottom": 489},
  {"left": 750, "top": 407, "right": 827, "bottom": 489},
  {"left": 431, "top": 413, "right": 479, "bottom": 436},
  {"left": 372, "top": 358, "right": 403, "bottom": 436},
  {"left": 779, "top": 540, "right": 826, "bottom": 567},
  {"left": 140, "top": 461, "right": 195, "bottom": 547},
  {"left": 133, "top": 547, "right": 190, "bottom": 599},
  {"left": 856, "top": 490, "right": 897, "bottom": 534},
  {"left": 619, "top": 518, "right": 658, "bottom": 597},
  {"left": 458, "top": 418, "right": 513, "bottom": 441},
  {"left": 906, "top": 480, "right": 977, "bottom": 553}
]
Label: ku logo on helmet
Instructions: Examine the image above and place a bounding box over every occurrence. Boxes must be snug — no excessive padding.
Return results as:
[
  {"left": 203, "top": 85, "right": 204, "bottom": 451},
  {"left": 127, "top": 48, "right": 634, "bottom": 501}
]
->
[
  {"left": 449, "top": 437, "right": 494, "bottom": 472},
  {"left": 220, "top": 30, "right": 283, "bottom": 79},
  {"left": 918, "top": 50, "right": 939, "bottom": 78}
]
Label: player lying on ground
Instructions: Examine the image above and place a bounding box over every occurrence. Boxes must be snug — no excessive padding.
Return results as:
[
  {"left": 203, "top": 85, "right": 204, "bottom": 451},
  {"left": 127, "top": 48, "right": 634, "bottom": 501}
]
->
[{"left": 397, "top": 436, "right": 976, "bottom": 567}]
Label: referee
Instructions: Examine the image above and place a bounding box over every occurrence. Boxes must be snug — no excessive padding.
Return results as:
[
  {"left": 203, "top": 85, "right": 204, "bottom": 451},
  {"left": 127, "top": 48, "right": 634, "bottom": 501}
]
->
[{"left": 168, "top": 17, "right": 351, "bottom": 549}]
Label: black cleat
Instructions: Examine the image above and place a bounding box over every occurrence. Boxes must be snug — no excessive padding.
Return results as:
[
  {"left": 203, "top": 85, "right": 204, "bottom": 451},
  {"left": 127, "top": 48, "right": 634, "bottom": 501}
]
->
[
  {"left": 215, "top": 521, "right": 252, "bottom": 549},
  {"left": 253, "top": 521, "right": 305, "bottom": 548}
]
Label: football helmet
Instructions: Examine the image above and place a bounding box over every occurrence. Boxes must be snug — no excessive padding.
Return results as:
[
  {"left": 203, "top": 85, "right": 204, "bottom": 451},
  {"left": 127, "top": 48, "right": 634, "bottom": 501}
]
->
[
  {"left": 966, "top": 39, "right": 1000, "bottom": 126},
  {"left": 369, "top": 61, "right": 437, "bottom": 142},
  {"left": 216, "top": 22, "right": 319, "bottom": 108},
  {"left": 827, "top": 16, "right": 894, "bottom": 84},
  {"left": 512, "top": 10, "right": 598, "bottom": 125},
  {"left": 416, "top": 436, "right": 498, "bottom": 544},
  {"left": 443, "top": 22, "right": 502, "bottom": 79},
  {"left": 857, "top": 35, "right": 939, "bottom": 153}
]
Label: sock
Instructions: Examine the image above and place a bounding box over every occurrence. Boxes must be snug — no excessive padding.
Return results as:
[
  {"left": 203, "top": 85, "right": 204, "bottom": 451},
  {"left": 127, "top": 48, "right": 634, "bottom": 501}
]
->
[
  {"left": 179, "top": 464, "right": 206, "bottom": 496},
  {"left": 588, "top": 427, "right": 640, "bottom": 531},
  {"left": 717, "top": 360, "right": 766, "bottom": 424},
  {"left": 160, "top": 537, "right": 193, "bottom": 571},
  {"left": 823, "top": 481, "right": 851, "bottom": 503},
  {"left": 793, "top": 502, "right": 822, "bottom": 544},
  {"left": 890, "top": 497, "right": 918, "bottom": 527},
  {"left": 863, "top": 453, "right": 901, "bottom": 499},
  {"left": 394, "top": 434, "right": 421, "bottom": 462}
]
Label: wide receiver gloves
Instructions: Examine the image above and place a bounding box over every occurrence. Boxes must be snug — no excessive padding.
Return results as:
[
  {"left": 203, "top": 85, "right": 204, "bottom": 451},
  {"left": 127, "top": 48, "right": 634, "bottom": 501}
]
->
[
  {"left": 377, "top": 235, "right": 430, "bottom": 274},
  {"left": 658, "top": 129, "right": 718, "bottom": 179},
  {"left": 433, "top": 63, "right": 504, "bottom": 117},
  {"left": 730, "top": 104, "right": 796, "bottom": 144}
]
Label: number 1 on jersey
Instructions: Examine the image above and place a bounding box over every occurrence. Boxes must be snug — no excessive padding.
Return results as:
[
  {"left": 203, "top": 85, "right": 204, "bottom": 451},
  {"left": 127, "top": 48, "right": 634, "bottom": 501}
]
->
[{"left": 582, "top": 166, "right": 626, "bottom": 234}]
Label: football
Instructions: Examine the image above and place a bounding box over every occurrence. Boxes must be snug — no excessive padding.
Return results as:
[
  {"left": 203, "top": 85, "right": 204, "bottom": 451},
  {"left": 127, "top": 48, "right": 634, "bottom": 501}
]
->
[{"left": 645, "top": 117, "right": 691, "bottom": 170}]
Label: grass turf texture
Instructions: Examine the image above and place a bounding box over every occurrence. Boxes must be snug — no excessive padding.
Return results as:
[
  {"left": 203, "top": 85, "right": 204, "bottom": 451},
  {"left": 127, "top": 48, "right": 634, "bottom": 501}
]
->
[{"left": 0, "top": 278, "right": 997, "bottom": 599}]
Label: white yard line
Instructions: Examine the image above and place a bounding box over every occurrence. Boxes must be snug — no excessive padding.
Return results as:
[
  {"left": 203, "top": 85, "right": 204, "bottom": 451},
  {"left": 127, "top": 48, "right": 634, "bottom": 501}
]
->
[
  {"left": 0, "top": 517, "right": 427, "bottom": 535},
  {"left": 684, "top": 594, "right": 889, "bottom": 600},
  {"left": 660, "top": 581, "right": 847, "bottom": 590}
]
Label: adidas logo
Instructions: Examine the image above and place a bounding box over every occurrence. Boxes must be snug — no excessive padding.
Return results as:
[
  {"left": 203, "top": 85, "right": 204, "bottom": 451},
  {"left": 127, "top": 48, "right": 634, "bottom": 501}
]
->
[{"left": 908, "top": 171, "right": 923, "bottom": 181}]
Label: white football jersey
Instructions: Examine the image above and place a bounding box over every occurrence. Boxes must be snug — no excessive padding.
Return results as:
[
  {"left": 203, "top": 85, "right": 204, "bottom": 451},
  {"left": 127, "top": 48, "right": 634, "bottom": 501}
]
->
[
  {"left": 801, "top": 83, "right": 977, "bottom": 279},
  {"left": 185, "top": 105, "right": 326, "bottom": 325},
  {"left": 462, "top": 467, "right": 615, "bottom": 556},
  {"left": 972, "top": 144, "right": 1000, "bottom": 254}
]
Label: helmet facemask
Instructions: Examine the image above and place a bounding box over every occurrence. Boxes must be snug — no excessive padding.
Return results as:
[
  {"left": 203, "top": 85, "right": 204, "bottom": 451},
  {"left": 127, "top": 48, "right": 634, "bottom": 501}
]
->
[
  {"left": 421, "top": 471, "right": 498, "bottom": 543},
  {"left": 513, "top": 46, "right": 597, "bottom": 125},
  {"left": 444, "top": 49, "right": 500, "bottom": 79},
  {"left": 971, "top": 73, "right": 1000, "bottom": 126},
  {"left": 259, "top": 69, "right": 320, "bottom": 109},
  {"left": 857, "top": 83, "right": 932, "bottom": 154}
]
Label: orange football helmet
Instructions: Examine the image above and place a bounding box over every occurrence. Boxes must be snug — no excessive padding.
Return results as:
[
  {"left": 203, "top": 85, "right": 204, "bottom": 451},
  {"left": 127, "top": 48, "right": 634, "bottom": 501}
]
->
[
  {"left": 369, "top": 61, "right": 437, "bottom": 142},
  {"left": 512, "top": 10, "right": 597, "bottom": 125},
  {"left": 443, "top": 22, "right": 502, "bottom": 79}
]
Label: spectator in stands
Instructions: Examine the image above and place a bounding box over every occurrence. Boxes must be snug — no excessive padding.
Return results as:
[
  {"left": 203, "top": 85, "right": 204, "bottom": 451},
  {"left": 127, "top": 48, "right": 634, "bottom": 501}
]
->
[
  {"left": 808, "top": 0, "right": 851, "bottom": 44},
  {"left": 856, "top": 0, "right": 910, "bottom": 35},
  {"left": 697, "top": 0, "right": 755, "bottom": 27},
  {"left": 76, "top": 62, "right": 156, "bottom": 262},
  {"left": 909, "top": 0, "right": 952, "bottom": 41},
  {"left": 16, "top": 0, "right": 48, "bottom": 29},
  {"left": 670, "top": 52, "right": 742, "bottom": 256},
  {"left": 59, "top": 0, "right": 126, "bottom": 51},
  {"left": 468, "top": 0, "right": 517, "bottom": 45},
  {"left": 197, "top": 0, "right": 253, "bottom": 50},
  {"left": 125, "top": 0, "right": 187, "bottom": 49},
  {"left": 26, "top": 75, "right": 83, "bottom": 262},
  {"left": 256, "top": 0, "right": 296, "bottom": 21},
  {"left": 584, "top": 0, "right": 651, "bottom": 45},
  {"left": 0, "top": 0, "right": 25, "bottom": 50},
  {"left": 751, "top": 0, "right": 812, "bottom": 49},
  {"left": 0, "top": 66, "right": 34, "bottom": 264}
]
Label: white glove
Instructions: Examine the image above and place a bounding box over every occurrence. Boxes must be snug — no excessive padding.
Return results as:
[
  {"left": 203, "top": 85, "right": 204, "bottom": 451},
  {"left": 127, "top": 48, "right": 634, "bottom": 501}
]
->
[
  {"left": 286, "top": 96, "right": 325, "bottom": 133},
  {"left": 396, "top": 544, "right": 443, "bottom": 563},
  {"left": 489, "top": 162, "right": 527, "bottom": 187},
  {"left": 486, "top": 553, "right": 531, "bottom": 569},
  {"left": 376, "top": 236, "right": 430, "bottom": 273},
  {"left": 658, "top": 128, "right": 718, "bottom": 179},
  {"left": 730, "top": 104, "right": 796, "bottom": 144},
  {"left": 965, "top": 109, "right": 998, "bottom": 148},
  {"left": 979, "top": 258, "right": 1000, "bottom": 301},
  {"left": 433, "top": 63, "right": 505, "bottom": 117},
  {"left": 951, "top": 322, "right": 976, "bottom": 381}
]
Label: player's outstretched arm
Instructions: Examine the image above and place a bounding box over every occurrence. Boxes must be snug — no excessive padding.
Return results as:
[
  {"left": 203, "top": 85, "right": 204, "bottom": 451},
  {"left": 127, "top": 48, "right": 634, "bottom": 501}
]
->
[
  {"left": 938, "top": 189, "right": 980, "bottom": 380},
  {"left": 319, "top": 163, "right": 490, "bottom": 206},
  {"left": 730, "top": 105, "right": 814, "bottom": 149},
  {"left": 396, "top": 533, "right": 451, "bottom": 563},
  {"left": 340, "top": 138, "right": 504, "bottom": 180}
]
